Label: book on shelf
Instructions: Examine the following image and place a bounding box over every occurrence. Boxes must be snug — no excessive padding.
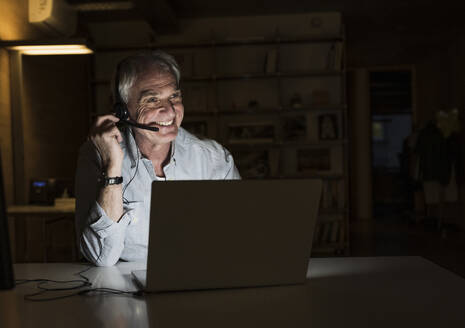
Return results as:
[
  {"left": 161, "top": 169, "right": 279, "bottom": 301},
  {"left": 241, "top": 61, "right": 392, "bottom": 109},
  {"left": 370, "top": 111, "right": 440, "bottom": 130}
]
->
[
  {"left": 326, "top": 42, "right": 343, "bottom": 70},
  {"left": 264, "top": 49, "right": 278, "bottom": 74}
]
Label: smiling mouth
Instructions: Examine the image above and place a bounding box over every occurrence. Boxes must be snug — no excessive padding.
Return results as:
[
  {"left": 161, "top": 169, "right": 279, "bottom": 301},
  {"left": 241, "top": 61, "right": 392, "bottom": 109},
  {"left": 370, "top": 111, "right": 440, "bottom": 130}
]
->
[{"left": 154, "top": 119, "right": 174, "bottom": 127}]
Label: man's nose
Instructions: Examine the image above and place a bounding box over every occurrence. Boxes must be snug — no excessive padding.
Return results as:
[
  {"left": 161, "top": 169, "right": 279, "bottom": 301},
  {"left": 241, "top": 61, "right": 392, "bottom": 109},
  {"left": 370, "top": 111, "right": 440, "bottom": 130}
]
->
[{"left": 157, "top": 98, "right": 175, "bottom": 112}]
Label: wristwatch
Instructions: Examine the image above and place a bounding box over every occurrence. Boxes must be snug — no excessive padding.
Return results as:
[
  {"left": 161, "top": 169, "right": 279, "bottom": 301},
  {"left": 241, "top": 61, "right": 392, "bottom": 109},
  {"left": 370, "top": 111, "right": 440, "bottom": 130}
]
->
[{"left": 98, "top": 172, "right": 123, "bottom": 187}]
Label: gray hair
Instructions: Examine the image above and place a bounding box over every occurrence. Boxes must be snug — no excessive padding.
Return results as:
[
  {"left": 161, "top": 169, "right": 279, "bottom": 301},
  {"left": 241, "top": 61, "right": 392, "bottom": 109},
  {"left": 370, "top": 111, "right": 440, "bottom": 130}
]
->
[{"left": 113, "top": 50, "right": 181, "bottom": 104}]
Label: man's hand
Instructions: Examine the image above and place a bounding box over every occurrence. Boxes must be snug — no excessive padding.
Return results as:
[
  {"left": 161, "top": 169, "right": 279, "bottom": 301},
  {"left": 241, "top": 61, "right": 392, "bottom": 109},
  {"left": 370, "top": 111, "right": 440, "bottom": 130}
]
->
[{"left": 89, "top": 114, "right": 124, "bottom": 176}]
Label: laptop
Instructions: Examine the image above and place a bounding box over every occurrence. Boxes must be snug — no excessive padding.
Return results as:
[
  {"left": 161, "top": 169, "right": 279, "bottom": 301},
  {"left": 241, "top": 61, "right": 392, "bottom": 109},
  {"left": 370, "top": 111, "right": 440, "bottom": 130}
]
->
[{"left": 132, "top": 179, "right": 321, "bottom": 292}]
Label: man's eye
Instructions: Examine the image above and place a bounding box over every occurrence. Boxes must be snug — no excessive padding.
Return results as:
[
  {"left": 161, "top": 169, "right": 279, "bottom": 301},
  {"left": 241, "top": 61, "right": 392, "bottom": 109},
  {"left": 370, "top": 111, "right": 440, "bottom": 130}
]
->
[
  {"left": 170, "top": 93, "right": 181, "bottom": 100},
  {"left": 147, "top": 97, "right": 159, "bottom": 103}
]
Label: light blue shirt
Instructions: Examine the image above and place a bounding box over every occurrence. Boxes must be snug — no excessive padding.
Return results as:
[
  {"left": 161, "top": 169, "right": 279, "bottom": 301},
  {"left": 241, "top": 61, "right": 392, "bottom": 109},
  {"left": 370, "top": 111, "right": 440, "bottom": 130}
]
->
[{"left": 75, "top": 127, "right": 241, "bottom": 266}]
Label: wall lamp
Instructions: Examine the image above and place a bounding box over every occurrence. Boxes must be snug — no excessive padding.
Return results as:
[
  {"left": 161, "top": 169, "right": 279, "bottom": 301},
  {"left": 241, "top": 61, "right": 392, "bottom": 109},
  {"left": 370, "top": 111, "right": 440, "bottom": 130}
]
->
[{"left": 1, "top": 39, "right": 93, "bottom": 55}]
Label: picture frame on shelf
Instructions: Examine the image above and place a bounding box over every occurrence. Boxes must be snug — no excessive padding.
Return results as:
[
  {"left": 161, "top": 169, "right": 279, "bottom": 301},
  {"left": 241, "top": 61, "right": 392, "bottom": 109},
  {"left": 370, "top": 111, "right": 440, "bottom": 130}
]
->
[
  {"left": 227, "top": 121, "right": 275, "bottom": 144},
  {"left": 318, "top": 114, "right": 338, "bottom": 140}
]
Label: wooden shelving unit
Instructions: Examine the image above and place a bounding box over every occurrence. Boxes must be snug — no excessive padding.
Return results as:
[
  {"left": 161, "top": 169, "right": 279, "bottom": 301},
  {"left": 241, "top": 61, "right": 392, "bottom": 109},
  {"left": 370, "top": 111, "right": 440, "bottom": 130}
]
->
[
  {"left": 176, "top": 33, "right": 349, "bottom": 256},
  {"left": 91, "top": 19, "right": 350, "bottom": 256}
]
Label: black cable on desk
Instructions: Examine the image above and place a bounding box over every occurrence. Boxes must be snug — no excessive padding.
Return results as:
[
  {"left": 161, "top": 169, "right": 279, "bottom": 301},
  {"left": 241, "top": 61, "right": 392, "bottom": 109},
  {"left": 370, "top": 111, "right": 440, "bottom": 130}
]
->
[{"left": 16, "top": 264, "right": 141, "bottom": 302}]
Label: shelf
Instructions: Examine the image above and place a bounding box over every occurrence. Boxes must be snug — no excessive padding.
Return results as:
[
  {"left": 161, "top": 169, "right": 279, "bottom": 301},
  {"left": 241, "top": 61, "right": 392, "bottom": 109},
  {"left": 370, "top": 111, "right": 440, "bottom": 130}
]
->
[
  {"left": 225, "top": 139, "right": 347, "bottom": 150},
  {"left": 281, "top": 139, "right": 348, "bottom": 147},
  {"left": 184, "top": 70, "right": 343, "bottom": 82},
  {"left": 91, "top": 70, "right": 342, "bottom": 86},
  {"left": 95, "top": 35, "right": 345, "bottom": 52},
  {"left": 181, "top": 105, "right": 347, "bottom": 118}
]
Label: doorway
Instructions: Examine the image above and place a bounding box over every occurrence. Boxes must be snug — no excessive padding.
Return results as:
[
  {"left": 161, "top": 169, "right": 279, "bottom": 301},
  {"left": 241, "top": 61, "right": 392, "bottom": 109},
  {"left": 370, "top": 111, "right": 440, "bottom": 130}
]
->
[{"left": 370, "top": 69, "right": 414, "bottom": 219}]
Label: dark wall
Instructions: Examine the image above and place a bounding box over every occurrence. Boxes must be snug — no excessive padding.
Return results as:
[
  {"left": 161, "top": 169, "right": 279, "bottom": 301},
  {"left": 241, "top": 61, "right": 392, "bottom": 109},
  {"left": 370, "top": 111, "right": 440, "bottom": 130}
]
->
[
  {"left": 0, "top": 0, "right": 48, "bottom": 205},
  {"left": 21, "top": 55, "right": 91, "bottom": 199}
]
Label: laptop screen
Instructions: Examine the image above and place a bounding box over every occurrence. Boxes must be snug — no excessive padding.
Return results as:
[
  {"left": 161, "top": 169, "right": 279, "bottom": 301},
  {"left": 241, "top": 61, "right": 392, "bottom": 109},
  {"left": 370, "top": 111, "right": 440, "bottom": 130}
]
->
[{"left": 0, "top": 150, "right": 15, "bottom": 290}]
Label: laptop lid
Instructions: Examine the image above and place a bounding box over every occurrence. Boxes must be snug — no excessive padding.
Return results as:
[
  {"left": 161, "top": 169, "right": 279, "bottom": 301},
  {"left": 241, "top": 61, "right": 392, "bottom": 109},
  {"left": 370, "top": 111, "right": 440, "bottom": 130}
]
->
[{"left": 145, "top": 179, "right": 321, "bottom": 292}]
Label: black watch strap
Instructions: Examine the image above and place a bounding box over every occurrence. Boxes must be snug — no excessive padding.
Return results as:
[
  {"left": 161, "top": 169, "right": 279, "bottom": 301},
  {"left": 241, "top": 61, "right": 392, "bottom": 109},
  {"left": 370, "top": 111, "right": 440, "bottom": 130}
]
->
[{"left": 98, "top": 173, "right": 123, "bottom": 187}]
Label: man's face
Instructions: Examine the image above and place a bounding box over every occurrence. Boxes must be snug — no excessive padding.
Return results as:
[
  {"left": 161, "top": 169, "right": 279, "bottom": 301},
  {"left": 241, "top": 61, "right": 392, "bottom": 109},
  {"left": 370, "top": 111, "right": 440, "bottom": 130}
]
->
[{"left": 127, "top": 66, "right": 184, "bottom": 146}]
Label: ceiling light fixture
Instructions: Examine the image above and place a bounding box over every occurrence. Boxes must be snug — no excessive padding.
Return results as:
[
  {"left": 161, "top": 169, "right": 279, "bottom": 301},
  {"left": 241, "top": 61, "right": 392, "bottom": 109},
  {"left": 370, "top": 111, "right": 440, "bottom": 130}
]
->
[{"left": 2, "top": 40, "right": 94, "bottom": 55}]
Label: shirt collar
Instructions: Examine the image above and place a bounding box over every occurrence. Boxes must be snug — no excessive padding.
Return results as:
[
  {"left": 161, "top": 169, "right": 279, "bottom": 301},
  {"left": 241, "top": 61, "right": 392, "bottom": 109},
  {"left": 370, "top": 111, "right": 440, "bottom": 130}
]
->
[{"left": 125, "top": 127, "right": 178, "bottom": 168}]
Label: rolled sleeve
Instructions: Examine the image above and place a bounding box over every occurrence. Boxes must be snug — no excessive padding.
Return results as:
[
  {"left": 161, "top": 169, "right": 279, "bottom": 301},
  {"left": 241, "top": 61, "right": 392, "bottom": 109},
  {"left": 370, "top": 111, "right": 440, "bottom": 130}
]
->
[
  {"left": 80, "top": 202, "right": 131, "bottom": 267},
  {"left": 89, "top": 202, "right": 130, "bottom": 239},
  {"left": 75, "top": 142, "right": 129, "bottom": 266}
]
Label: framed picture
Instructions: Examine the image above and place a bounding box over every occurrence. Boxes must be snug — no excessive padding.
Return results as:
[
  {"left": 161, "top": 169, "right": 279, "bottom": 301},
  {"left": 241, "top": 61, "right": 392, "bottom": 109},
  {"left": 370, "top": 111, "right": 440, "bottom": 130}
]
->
[
  {"left": 227, "top": 121, "right": 275, "bottom": 144},
  {"left": 318, "top": 114, "right": 338, "bottom": 140}
]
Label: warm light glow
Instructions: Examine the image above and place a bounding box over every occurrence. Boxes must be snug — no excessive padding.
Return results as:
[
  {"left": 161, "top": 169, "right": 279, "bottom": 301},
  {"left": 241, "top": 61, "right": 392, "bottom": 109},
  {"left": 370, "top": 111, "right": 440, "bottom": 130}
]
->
[{"left": 8, "top": 44, "right": 93, "bottom": 55}]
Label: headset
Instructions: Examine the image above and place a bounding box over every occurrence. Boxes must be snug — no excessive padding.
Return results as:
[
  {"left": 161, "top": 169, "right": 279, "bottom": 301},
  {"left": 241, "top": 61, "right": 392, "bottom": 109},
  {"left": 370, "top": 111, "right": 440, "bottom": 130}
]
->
[
  {"left": 113, "top": 62, "right": 159, "bottom": 132},
  {"left": 113, "top": 101, "right": 159, "bottom": 132}
]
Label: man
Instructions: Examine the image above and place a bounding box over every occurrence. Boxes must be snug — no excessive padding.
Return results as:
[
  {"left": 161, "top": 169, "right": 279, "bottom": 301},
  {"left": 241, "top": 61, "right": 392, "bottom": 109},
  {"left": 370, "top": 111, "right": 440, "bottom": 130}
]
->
[{"left": 75, "top": 51, "right": 241, "bottom": 267}]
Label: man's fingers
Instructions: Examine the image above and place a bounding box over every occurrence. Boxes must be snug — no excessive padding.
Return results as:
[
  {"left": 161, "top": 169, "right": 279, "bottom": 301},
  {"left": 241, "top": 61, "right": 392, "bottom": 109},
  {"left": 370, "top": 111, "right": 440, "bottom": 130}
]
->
[
  {"left": 105, "top": 125, "right": 123, "bottom": 144},
  {"left": 90, "top": 119, "right": 118, "bottom": 137},
  {"left": 93, "top": 114, "right": 120, "bottom": 128}
]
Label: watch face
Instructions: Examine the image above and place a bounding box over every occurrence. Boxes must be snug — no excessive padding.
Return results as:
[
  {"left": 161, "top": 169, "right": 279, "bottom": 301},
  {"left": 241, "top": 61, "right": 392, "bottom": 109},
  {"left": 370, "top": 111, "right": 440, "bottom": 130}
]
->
[
  {"left": 108, "top": 176, "right": 123, "bottom": 186},
  {"left": 98, "top": 175, "right": 123, "bottom": 186}
]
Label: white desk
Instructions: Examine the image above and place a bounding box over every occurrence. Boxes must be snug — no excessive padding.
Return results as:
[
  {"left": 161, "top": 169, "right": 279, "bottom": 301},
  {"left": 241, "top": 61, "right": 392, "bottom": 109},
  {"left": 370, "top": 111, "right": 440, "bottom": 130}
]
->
[{"left": 1, "top": 257, "right": 464, "bottom": 328}]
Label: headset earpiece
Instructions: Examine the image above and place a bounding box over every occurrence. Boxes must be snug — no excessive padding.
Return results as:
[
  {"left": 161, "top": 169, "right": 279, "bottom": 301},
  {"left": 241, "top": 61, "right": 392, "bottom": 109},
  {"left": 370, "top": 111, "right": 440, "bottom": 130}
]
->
[
  {"left": 113, "top": 100, "right": 159, "bottom": 132},
  {"left": 114, "top": 101, "right": 129, "bottom": 121}
]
